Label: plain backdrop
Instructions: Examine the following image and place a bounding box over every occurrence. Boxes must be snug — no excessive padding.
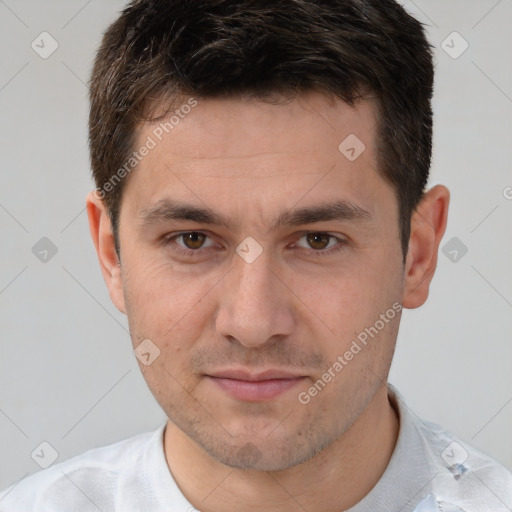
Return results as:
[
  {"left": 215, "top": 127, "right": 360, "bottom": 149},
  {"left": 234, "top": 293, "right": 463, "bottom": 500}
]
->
[{"left": 0, "top": 0, "right": 511, "bottom": 489}]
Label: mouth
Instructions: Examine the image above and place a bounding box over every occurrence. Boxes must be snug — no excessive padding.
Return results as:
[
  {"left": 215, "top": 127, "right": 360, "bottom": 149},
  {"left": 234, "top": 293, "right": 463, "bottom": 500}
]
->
[{"left": 205, "top": 369, "right": 307, "bottom": 402}]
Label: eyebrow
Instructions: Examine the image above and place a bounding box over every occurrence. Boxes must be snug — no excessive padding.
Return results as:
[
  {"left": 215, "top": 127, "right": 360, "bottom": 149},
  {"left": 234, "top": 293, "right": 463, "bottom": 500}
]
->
[{"left": 140, "top": 198, "right": 372, "bottom": 232}]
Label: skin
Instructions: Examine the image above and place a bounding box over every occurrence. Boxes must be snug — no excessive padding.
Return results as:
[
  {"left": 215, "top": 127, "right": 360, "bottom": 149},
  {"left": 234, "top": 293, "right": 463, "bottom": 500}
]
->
[{"left": 87, "top": 91, "right": 449, "bottom": 511}]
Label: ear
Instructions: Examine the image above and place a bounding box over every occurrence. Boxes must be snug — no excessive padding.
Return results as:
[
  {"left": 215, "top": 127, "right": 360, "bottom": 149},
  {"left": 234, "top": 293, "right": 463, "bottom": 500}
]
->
[
  {"left": 402, "top": 185, "right": 450, "bottom": 309},
  {"left": 86, "top": 191, "right": 126, "bottom": 314}
]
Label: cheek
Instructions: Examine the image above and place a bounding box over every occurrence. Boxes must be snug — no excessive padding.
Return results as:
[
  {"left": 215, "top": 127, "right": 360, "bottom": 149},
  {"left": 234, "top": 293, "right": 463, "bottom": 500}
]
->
[
  {"left": 290, "top": 258, "right": 399, "bottom": 333},
  {"left": 287, "top": 256, "right": 403, "bottom": 378},
  {"left": 121, "top": 255, "right": 217, "bottom": 347}
]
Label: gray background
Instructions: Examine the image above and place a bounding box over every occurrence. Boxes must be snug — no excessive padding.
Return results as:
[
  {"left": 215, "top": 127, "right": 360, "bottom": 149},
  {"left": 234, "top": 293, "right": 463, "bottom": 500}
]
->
[{"left": 0, "top": 0, "right": 511, "bottom": 489}]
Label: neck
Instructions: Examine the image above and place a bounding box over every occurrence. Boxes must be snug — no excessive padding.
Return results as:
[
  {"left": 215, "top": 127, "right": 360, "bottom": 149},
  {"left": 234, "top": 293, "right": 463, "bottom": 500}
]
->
[{"left": 163, "top": 384, "right": 399, "bottom": 512}]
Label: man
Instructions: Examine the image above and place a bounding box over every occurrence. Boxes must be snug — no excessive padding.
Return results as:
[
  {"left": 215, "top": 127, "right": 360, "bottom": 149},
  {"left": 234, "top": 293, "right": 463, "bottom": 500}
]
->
[{"left": 1, "top": 0, "right": 511, "bottom": 510}]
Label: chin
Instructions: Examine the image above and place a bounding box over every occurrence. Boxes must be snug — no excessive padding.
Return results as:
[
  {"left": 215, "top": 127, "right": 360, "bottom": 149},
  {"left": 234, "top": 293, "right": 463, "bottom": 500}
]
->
[{"left": 198, "top": 434, "right": 328, "bottom": 471}]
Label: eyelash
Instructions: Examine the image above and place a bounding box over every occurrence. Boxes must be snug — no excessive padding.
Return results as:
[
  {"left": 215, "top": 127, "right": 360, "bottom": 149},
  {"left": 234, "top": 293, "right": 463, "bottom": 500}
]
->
[{"left": 162, "top": 231, "right": 347, "bottom": 259}]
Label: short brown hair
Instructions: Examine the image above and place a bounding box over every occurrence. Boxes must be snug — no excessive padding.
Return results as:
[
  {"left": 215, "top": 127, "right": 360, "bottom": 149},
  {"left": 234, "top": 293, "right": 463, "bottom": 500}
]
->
[{"left": 89, "top": 0, "right": 434, "bottom": 259}]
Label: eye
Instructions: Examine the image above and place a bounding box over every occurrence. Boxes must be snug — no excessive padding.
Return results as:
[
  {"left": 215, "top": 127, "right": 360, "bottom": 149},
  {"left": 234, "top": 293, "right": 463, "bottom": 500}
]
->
[
  {"left": 162, "top": 231, "right": 346, "bottom": 259},
  {"left": 164, "top": 231, "right": 217, "bottom": 255},
  {"left": 293, "top": 232, "right": 346, "bottom": 256}
]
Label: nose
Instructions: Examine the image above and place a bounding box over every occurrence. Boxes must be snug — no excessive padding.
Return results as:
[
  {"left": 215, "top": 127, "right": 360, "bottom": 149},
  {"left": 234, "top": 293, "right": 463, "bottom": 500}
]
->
[{"left": 215, "top": 248, "right": 295, "bottom": 348}]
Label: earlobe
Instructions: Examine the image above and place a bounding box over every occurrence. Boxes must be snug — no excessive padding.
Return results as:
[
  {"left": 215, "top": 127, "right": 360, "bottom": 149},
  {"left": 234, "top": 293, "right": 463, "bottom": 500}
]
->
[
  {"left": 402, "top": 185, "right": 450, "bottom": 309},
  {"left": 85, "top": 191, "right": 127, "bottom": 314}
]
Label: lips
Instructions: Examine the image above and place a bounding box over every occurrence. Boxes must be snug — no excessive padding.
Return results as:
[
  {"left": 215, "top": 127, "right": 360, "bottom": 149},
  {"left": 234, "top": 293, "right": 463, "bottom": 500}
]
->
[{"left": 206, "top": 369, "right": 306, "bottom": 401}]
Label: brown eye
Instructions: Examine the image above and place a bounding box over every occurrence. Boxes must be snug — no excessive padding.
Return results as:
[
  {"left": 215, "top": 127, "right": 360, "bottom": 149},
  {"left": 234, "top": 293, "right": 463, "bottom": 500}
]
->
[
  {"left": 181, "top": 232, "right": 207, "bottom": 249},
  {"left": 306, "top": 233, "right": 331, "bottom": 250},
  {"left": 164, "top": 231, "right": 218, "bottom": 256}
]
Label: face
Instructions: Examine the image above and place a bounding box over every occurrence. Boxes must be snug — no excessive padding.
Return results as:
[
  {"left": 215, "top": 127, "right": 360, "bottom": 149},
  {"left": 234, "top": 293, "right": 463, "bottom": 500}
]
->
[{"left": 111, "top": 92, "right": 406, "bottom": 470}]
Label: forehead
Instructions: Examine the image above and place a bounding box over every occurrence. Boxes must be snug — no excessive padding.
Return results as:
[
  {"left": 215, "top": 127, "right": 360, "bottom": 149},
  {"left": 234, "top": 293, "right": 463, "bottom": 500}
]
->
[
  {"left": 142, "top": 91, "right": 377, "bottom": 160},
  {"left": 121, "top": 91, "right": 393, "bottom": 225}
]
